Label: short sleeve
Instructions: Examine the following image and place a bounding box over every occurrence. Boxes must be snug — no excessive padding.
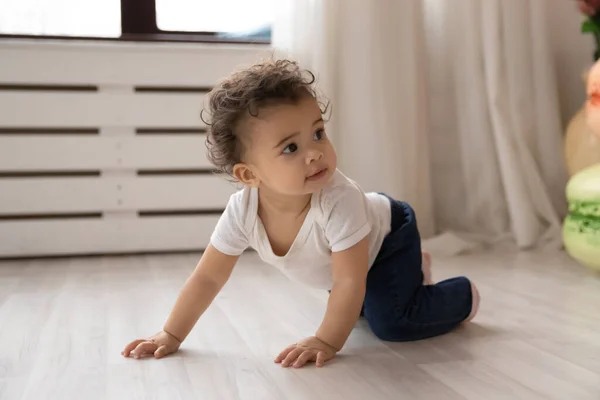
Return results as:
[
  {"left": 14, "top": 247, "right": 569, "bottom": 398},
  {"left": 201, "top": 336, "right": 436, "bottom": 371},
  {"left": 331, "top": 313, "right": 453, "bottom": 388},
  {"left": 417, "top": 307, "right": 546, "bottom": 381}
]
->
[
  {"left": 324, "top": 184, "right": 371, "bottom": 252},
  {"left": 210, "top": 191, "right": 250, "bottom": 256}
]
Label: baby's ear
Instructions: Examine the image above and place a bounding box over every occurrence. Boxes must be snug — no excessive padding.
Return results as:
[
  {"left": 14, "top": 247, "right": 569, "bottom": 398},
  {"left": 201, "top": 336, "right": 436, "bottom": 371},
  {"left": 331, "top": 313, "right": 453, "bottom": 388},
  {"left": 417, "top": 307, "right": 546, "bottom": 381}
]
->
[{"left": 233, "top": 163, "right": 260, "bottom": 187}]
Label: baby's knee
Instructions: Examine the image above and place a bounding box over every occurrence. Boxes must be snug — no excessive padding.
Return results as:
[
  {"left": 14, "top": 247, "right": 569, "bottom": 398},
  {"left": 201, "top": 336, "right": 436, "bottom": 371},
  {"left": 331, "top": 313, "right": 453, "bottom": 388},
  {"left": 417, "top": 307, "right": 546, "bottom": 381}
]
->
[
  {"left": 366, "top": 313, "right": 416, "bottom": 342},
  {"left": 466, "top": 281, "right": 480, "bottom": 322},
  {"left": 368, "top": 320, "right": 421, "bottom": 342}
]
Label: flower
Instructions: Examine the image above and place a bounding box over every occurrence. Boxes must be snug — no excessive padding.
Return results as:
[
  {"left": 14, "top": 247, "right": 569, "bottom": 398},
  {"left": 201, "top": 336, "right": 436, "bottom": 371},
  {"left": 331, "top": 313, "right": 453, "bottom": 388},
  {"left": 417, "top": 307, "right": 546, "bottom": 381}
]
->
[
  {"left": 576, "top": 0, "right": 600, "bottom": 60},
  {"left": 578, "top": 0, "right": 600, "bottom": 16}
]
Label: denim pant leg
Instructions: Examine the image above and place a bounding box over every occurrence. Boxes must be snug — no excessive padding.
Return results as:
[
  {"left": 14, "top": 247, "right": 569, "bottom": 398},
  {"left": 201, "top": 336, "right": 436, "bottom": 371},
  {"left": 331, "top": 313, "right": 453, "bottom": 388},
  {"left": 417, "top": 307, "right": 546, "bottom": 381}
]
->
[{"left": 363, "top": 199, "right": 473, "bottom": 342}]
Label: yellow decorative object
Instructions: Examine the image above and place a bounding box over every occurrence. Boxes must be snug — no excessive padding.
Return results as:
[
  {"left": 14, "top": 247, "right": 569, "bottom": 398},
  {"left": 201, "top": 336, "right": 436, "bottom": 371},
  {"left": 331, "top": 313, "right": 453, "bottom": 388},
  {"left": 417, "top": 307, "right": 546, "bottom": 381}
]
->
[{"left": 564, "top": 106, "right": 600, "bottom": 176}]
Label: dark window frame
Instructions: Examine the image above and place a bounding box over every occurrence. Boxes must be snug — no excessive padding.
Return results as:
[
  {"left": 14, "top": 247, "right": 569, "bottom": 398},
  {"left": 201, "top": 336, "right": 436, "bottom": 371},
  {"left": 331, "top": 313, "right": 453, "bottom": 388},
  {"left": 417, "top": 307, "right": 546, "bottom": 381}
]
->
[{"left": 0, "top": 0, "right": 271, "bottom": 45}]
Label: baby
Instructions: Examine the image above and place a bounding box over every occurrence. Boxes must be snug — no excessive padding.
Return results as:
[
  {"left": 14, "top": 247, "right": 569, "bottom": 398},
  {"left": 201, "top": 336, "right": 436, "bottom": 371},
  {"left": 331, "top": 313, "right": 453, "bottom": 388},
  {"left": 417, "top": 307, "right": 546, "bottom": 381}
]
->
[{"left": 122, "top": 59, "right": 480, "bottom": 368}]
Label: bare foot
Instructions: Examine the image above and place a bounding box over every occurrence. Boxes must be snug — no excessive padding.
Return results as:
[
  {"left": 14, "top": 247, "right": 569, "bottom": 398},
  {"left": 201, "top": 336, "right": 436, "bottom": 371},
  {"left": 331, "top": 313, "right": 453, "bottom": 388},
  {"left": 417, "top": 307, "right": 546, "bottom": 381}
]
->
[
  {"left": 465, "top": 282, "right": 480, "bottom": 322},
  {"left": 422, "top": 251, "right": 433, "bottom": 285}
]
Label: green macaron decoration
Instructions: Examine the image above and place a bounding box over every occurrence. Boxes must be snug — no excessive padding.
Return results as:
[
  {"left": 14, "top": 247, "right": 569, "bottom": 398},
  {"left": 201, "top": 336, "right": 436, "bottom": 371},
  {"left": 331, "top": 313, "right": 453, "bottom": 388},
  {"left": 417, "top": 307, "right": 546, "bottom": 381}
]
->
[{"left": 563, "top": 163, "right": 600, "bottom": 271}]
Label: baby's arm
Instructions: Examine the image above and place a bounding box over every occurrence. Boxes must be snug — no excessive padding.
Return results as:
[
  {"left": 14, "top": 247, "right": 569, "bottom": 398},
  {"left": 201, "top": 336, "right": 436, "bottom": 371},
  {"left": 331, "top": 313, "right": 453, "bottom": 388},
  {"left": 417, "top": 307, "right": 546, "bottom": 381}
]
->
[
  {"left": 122, "top": 244, "right": 239, "bottom": 359},
  {"left": 275, "top": 236, "right": 369, "bottom": 368},
  {"left": 316, "top": 236, "right": 369, "bottom": 351},
  {"left": 163, "top": 244, "right": 239, "bottom": 341}
]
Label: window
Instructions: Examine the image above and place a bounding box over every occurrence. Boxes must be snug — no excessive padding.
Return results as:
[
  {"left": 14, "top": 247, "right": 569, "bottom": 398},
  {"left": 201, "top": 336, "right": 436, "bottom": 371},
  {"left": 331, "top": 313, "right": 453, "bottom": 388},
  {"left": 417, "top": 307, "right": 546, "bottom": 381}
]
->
[
  {"left": 0, "top": 0, "right": 273, "bottom": 43},
  {"left": 156, "top": 0, "right": 274, "bottom": 39},
  {"left": 0, "top": 0, "right": 121, "bottom": 38}
]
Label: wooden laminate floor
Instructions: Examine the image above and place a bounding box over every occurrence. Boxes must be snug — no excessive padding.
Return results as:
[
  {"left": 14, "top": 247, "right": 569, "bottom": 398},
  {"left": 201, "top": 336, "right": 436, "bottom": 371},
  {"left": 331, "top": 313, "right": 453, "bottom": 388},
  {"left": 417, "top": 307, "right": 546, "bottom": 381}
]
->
[{"left": 0, "top": 250, "right": 599, "bottom": 400}]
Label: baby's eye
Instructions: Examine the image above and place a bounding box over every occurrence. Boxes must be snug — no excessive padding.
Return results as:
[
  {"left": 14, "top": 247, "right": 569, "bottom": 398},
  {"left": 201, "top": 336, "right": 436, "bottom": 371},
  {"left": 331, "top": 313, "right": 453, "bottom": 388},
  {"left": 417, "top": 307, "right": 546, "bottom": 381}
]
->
[
  {"left": 313, "top": 129, "right": 325, "bottom": 141},
  {"left": 283, "top": 143, "right": 298, "bottom": 154}
]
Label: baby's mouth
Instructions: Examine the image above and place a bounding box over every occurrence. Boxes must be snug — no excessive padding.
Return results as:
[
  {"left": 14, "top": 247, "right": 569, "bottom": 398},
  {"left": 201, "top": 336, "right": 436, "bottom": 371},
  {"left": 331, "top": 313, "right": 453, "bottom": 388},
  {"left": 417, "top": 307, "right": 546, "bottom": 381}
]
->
[{"left": 307, "top": 167, "right": 327, "bottom": 181}]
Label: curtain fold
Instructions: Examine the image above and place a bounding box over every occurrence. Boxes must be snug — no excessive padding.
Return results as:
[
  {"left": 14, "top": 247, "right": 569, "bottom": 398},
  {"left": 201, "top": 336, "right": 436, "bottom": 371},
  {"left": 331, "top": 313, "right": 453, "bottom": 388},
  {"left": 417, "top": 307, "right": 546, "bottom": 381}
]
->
[{"left": 426, "top": 0, "right": 567, "bottom": 252}]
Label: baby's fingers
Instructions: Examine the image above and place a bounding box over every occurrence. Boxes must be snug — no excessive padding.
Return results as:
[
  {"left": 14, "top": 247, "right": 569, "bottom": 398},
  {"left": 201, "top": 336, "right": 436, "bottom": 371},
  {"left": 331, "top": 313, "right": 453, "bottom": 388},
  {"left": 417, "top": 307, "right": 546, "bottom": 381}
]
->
[
  {"left": 281, "top": 348, "right": 304, "bottom": 368},
  {"left": 154, "top": 345, "right": 171, "bottom": 359},
  {"left": 293, "top": 350, "right": 315, "bottom": 368},
  {"left": 316, "top": 351, "right": 330, "bottom": 368},
  {"left": 122, "top": 339, "right": 146, "bottom": 357},
  {"left": 274, "top": 345, "right": 297, "bottom": 364},
  {"left": 131, "top": 341, "right": 157, "bottom": 359}
]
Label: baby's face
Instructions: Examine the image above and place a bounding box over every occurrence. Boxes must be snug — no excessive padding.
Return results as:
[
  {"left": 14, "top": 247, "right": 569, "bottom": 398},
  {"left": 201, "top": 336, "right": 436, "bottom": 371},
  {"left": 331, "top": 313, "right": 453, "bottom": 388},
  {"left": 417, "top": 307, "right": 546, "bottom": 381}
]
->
[{"left": 243, "top": 95, "right": 337, "bottom": 196}]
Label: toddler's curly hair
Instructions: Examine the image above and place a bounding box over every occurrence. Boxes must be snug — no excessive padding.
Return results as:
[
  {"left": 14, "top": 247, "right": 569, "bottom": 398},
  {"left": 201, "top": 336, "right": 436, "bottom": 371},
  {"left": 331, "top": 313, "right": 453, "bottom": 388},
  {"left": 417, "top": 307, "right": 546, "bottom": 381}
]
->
[{"left": 202, "top": 59, "right": 328, "bottom": 177}]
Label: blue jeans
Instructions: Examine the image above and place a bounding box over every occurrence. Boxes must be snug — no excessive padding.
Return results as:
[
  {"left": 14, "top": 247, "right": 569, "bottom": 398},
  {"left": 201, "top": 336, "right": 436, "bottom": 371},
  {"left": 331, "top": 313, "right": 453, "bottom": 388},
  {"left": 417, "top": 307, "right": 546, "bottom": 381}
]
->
[{"left": 362, "top": 196, "right": 473, "bottom": 341}]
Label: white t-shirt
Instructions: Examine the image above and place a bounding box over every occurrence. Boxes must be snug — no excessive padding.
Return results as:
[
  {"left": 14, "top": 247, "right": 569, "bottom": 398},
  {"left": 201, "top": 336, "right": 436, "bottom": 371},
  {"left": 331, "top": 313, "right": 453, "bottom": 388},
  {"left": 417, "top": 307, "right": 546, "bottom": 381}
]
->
[{"left": 210, "top": 169, "right": 392, "bottom": 290}]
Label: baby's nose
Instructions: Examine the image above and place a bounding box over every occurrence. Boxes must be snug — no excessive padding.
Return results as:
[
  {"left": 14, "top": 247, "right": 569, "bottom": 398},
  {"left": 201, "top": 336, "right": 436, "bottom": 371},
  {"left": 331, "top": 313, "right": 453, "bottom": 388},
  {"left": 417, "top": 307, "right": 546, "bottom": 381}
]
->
[{"left": 306, "top": 149, "right": 323, "bottom": 163}]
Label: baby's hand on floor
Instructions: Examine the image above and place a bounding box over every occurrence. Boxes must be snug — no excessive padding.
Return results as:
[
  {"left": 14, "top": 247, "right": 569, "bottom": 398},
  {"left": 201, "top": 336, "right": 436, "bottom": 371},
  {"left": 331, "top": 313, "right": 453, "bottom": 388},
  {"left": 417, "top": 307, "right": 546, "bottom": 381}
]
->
[
  {"left": 274, "top": 336, "right": 337, "bottom": 368},
  {"left": 121, "top": 330, "right": 181, "bottom": 359}
]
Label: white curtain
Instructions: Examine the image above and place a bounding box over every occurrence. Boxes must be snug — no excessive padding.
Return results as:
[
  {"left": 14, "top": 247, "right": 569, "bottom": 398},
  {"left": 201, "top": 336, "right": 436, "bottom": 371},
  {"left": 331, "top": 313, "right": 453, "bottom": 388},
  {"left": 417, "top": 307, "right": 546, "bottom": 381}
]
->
[
  {"left": 273, "top": 0, "right": 436, "bottom": 239},
  {"left": 272, "top": 0, "right": 568, "bottom": 255}
]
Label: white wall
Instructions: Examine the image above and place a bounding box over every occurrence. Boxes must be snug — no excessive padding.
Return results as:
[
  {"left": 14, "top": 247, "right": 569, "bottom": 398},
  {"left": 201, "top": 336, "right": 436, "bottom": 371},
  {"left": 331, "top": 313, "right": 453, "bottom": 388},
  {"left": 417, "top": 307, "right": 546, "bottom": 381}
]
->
[
  {"left": 0, "top": 39, "right": 268, "bottom": 257},
  {"left": 549, "top": 3, "right": 596, "bottom": 127}
]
